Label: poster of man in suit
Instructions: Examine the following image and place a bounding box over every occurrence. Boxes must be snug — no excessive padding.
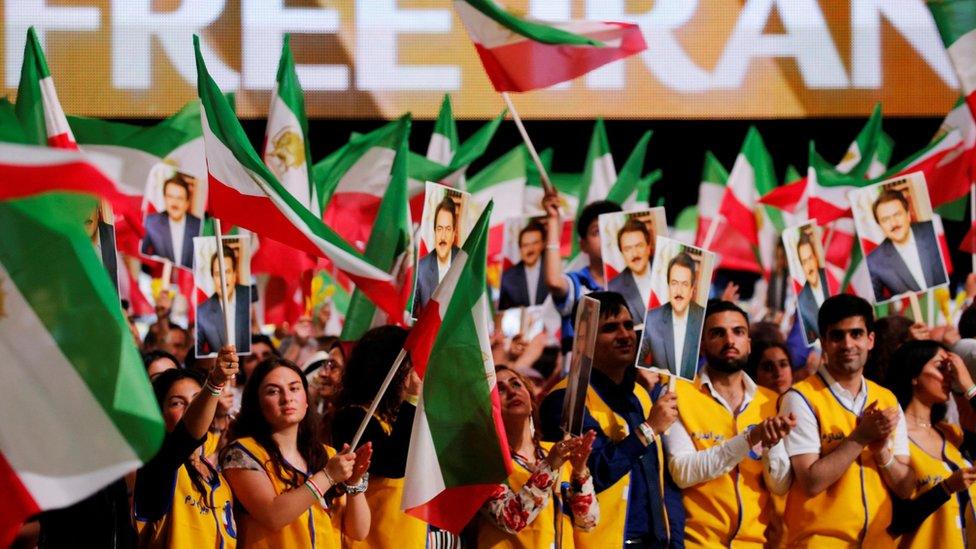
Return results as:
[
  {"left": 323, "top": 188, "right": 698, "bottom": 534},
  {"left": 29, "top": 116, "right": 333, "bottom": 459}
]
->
[
  {"left": 193, "top": 235, "right": 252, "bottom": 358},
  {"left": 782, "top": 221, "right": 831, "bottom": 345},
  {"left": 849, "top": 172, "right": 949, "bottom": 304},
  {"left": 498, "top": 216, "right": 550, "bottom": 310},
  {"left": 141, "top": 171, "right": 203, "bottom": 267},
  {"left": 413, "top": 182, "right": 483, "bottom": 316},
  {"left": 637, "top": 237, "right": 715, "bottom": 380},
  {"left": 599, "top": 208, "right": 668, "bottom": 324}
]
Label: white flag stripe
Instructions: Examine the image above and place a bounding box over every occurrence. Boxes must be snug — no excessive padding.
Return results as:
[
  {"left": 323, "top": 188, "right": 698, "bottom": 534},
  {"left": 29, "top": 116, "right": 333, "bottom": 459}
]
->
[
  {"left": 334, "top": 147, "right": 398, "bottom": 197},
  {"left": 265, "top": 91, "right": 311, "bottom": 209},
  {"left": 400, "top": 394, "right": 447, "bottom": 509},
  {"left": 0, "top": 264, "right": 140, "bottom": 509},
  {"left": 39, "top": 76, "right": 74, "bottom": 140},
  {"left": 949, "top": 29, "right": 976, "bottom": 95}
]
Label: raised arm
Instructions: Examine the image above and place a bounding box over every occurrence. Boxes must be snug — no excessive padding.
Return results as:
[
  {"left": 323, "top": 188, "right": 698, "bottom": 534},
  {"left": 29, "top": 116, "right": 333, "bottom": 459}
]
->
[
  {"left": 542, "top": 192, "right": 569, "bottom": 299},
  {"left": 182, "top": 345, "right": 239, "bottom": 439}
]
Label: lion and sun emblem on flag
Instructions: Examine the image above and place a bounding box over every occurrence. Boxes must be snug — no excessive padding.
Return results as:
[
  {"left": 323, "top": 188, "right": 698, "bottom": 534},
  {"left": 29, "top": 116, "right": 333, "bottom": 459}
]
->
[{"left": 265, "top": 127, "right": 306, "bottom": 179}]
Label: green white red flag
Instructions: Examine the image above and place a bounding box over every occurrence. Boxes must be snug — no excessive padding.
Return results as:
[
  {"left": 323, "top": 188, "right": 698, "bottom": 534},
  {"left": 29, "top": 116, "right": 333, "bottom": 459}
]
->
[
  {"left": 718, "top": 127, "right": 777, "bottom": 247},
  {"left": 0, "top": 192, "right": 163, "bottom": 547},
  {"left": 193, "top": 36, "right": 404, "bottom": 321},
  {"left": 401, "top": 201, "right": 512, "bottom": 533},
  {"left": 263, "top": 34, "right": 314, "bottom": 212},
  {"left": 14, "top": 27, "right": 75, "bottom": 149},
  {"left": 0, "top": 141, "right": 123, "bottom": 203},
  {"left": 695, "top": 150, "right": 762, "bottom": 273},
  {"left": 454, "top": 0, "right": 646, "bottom": 92},
  {"left": 340, "top": 122, "right": 415, "bottom": 341},
  {"left": 928, "top": 0, "right": 976, "bottom": 116},
  {"left": 605, "top": 130, "right": 655, "bottom": 208},
  {"left": 427, "top": 94, "right": 460, "bottom": 166}
]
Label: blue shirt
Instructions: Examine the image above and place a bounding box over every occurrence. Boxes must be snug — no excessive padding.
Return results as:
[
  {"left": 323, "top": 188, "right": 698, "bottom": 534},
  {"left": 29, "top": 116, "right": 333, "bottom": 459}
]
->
[
  {"left": 539, "top": 368, "right": 685, "bottom": 545},
  {"left": 553, "top": 266, "right": 604, "bottom": 348}
]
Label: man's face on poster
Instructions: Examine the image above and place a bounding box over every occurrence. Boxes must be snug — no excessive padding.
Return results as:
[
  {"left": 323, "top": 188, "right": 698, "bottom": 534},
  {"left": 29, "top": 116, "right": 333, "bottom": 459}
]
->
[
  {"left": 519, "top": 229, "right": 544, "bottom": 267},
  {"left": 164, "top": 181, "right": 190, "bottom": 222},
  {"left": 434, "top": 208, "right": 456, "bottom": 262},
  {"left": 619, "top": 230, "right": 650, "bottom": 276},
  {"left": 668, "top": 263, "right": 694, "bottom": 315},
  {"left": 798, "top": 242, "right": 821, "bottom": 287},
  {"left": 211, "top": 255, "right": 237, "bottom": 298},
  {"left": 876, "top": 198, "right": 911, "bottom": 245}
]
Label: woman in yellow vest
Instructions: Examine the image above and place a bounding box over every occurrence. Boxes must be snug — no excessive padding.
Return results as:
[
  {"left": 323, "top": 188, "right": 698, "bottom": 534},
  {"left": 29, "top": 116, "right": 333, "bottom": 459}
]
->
[
  {"left": 134, "top": 345, "right": 240, "bottom": 548},
  {"left": 220, "top": 357, "right": 372, "bottom": 548},
  {"left": 476, "top": 366, "right": 599, "bottom": 548},
  {"left": 329, "top": 326, "right": 429, "bottom": 549},
  {"left": 885, "top": 340, "right": 976, "bottom": 548}
]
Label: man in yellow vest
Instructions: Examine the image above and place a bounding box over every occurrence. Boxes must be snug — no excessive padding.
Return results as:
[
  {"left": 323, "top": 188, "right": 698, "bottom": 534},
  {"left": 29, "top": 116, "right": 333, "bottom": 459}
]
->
[
  {"left": 540, "top": 291, "right": 685, "bottom": 547},
  {"left": 779, "top": 294, "right": 915, "bottom": 547},
  {"left": 664, "top": 300, "right": 796, "bottom": 547}
]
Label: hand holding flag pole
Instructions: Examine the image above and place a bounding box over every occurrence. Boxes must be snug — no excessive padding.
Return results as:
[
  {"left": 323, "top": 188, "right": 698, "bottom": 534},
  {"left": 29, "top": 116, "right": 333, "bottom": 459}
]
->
[{"left": 213, "top": 219, "right": 233, "bottom": 349}]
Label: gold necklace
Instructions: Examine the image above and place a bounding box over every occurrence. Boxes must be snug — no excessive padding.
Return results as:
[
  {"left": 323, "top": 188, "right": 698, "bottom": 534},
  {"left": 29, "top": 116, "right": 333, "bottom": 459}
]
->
[{"left": 906, "top": 414, "right": 932, "bottom": 429}]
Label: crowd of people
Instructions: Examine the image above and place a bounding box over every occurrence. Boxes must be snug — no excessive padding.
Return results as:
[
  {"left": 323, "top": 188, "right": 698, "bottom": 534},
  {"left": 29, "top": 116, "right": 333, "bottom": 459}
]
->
[{"left": 13, "top": 198, "right": 976, "bottom": 549}]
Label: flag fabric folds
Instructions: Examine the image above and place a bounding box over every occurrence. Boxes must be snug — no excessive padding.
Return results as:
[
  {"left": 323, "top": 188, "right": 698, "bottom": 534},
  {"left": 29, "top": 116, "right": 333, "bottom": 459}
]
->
[
  {"left": 401, "top": 201, "right": 513, "bottom": 533},
  {"left": 15, "top": 27, "right": 76, "bottom": 149},
  {"left": 455, "top": 0, "right": 646, "bottom": 92},
  {"left": 193, "top": 36, "right": 404, "bottom": 322},
  {"left": 0, "top": 192, "right": 163, "bottom": 546}
]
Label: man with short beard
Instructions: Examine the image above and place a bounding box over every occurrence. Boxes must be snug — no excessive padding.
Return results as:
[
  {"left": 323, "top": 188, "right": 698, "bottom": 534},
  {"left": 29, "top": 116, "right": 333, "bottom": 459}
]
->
[
  {"left": 664, "top": 300, "right": 795, "bottom": 547},
  {"left": 779, "top": 294, "right": 914, "bottom": 546}
]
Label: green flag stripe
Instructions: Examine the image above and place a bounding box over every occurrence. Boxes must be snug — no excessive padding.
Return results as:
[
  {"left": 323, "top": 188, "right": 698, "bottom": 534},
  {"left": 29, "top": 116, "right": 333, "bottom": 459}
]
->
[
  {"left": 68, "top": 115, "right": 191, "bottom": 158},
  {"left": 928, "top": 0, "right": 976, "bottom": 45},
  {"left": 0, "top": 194, "right": 163, "bottom": 460},
  {"left": 464, "top": 0, "right": 602, "bottom": 46}
]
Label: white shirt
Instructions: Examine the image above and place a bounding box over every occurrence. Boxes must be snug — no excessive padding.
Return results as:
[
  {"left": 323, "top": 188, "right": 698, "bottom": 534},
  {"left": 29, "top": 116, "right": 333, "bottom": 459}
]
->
[
  {"left": 634, "top": 268, "right": 654, "bottom": 310},
  {"left": 524, "top": 261, "right": 541, "bottom": 305},
  {"left": 437, "top": 256, "right": 451, "bottom": 283},
  {"left": 810, "top": 279, "right": 827, "bottom": 307},
  {"left": 168, "top": 215, "right": 186, "bottom": 266},
  {"left": 779, "top": 365, "right": 909, "bottom": 458},
  {"left": 672, "top": 308, "right": 689, "bottom": 370},
  {"left": 664, "top": 369, "right": 792, "bottom": 494},
  {"left": 892, "top": 230, "right": 927, "bottom": 290}
]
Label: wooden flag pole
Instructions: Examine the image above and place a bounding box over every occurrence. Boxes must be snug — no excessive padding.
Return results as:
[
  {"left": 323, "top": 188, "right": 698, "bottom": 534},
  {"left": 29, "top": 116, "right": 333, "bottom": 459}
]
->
[
  {"left": 213, "top": 219, "right": 233, "bottom": 348},
  {"left": 501, "top": 92, "right": 555, "bottom": 195},
  {"left": 701, "top": 215, "right": 722, "bottom": 250},
  {"left": 350, "top": 348, "right": 409, "bottom": 449}
]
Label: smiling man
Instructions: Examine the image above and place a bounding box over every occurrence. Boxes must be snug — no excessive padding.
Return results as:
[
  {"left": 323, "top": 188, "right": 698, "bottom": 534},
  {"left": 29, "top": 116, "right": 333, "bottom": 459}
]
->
[
  {"left": 639, "top": 252, "right": 705, "bottom": 379},
  {"left": 609, "top": 218, "right": 655, "bottom": 322},
  {"left": 540, "top": 291, "right": 685, "bottom": 547},
  {"left": 865, "top": 189, "right": 946, "bottom": 302}
]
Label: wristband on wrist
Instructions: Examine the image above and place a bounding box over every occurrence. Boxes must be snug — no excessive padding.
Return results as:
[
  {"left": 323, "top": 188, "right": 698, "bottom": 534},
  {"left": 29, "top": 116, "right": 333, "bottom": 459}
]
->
[
  {"left": 306, "top": 477, "right": 324, "bottom": 499},
  {"left": 637, "top": 422, "right": 655, "bottom": 443},
  {"left": 965, "top": 385, "right": 976, "bottom": 400},
  {"left": 879, "top": 452, "right": 896, "bottom": 470},
  {"left": 204, "top": 380, "right": 224, "bottom": 397},
  {"left": 546, "top": 243, "right": 560, "bottom": 251},
  {"left": 321, "top": 468, "right": 335, "bottom": 488},
  {"left": 303, "top": 481, "right": 320, "bottom": 500}
]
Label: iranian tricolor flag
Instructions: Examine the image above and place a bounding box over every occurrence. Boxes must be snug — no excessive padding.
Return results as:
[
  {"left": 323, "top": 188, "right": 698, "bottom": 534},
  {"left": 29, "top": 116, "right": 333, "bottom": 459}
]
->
[
  {"left": 578, "top": 118, "right": 616, "bottom": 207},
  {"left": 315, "top": 116, "right": 410, "bottom": 251},
  {"left": 455, "top": 0, "right": 646, "bottom": 92},
  {"left": 468, "top": 145, "right": 529, "bottom": 262},
  {"left": 835, "top": 103, "right": 891, "bottom": 178},
  {"left": 881, "top": 129, "right": 969, "bottom": 208},
  {"left": 696, "top": 150, "right": 762, "bottom": 273},
  {"left": 341, "top": 125, "right": 415, "bottom": 341},
  {"left": 929, "top": 0, "right": 976, "bottom": 116},
  {"left": 0, "top": 141, "right": 124, "bottom": 202},
  {"left": 263, "top": 34, "right": 314, "bottom": 212},
  {"left": 194, "top": 37, "right": 405, "bottom": 321},
  {"left": 0, "top": 192, "right": 163, "bottom": 547},
  {"left": 605, "top": 130, "right": 655, "bottom": 208},
  {"left": 718, "top": 127, "right": 777, "bottom": 247},
  {"left": 427, "top": 94, "right": 460, "bottom": 166},
  {"left": 14, "top": 27, "right": 75, "bottom": 149},
  {"left": 401, "top": 201, "right": 512, "bottom": 533}
]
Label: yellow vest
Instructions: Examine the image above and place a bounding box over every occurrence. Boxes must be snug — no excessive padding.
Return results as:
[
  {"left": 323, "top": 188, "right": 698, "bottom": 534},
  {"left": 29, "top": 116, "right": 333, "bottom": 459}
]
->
[
  {"left": 899, "top": 423, "right": 976, "bottom": 549},
  {"left": 135, "top": 432, "right": 237, "bottom": 549},
  {"left": 673, "top": 378, "right": 778, "bottom": 548},
  {"left": 343, "top": 411, "right": 428, "bottom": 549},
  {"left": 548, "top": 377, "right": 662, "bottom": 548},
  {"left": 476, "top": 441, "right": 576, "bottom": 549},
  {"left": 231, "top": 437, "right": 340, "bottom": 549},
  {"left": 783, "top": 374, "right": 899, "bottom": 548}
]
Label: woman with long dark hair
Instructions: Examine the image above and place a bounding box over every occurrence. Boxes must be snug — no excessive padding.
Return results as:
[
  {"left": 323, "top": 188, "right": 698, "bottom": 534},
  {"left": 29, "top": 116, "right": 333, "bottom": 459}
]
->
[
  {"left": 476, "top": 366, "right": 598, "bottom": 548},
  {"left": 133, "top": 345, "right": 239, "bottom": 548},
  {"left": 220, "top": 357, "right": 371, "bottom": 548},
  {"left": 886, "top": 340, "right": 976, "bottom": 547},
  {"left": 331, "top": 326, "right": 426, "bottom": 549}
]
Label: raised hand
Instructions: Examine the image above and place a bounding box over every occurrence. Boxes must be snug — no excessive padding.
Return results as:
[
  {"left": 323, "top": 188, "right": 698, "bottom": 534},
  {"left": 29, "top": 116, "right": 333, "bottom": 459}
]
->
[
  {"left": 348, "top": 442, "right": 373, "bottom": 485},
  {"left": 646, "top": 391, "right": 678, "bottom": 435},
  {"left": 749, "top": 413, "right": 797, "bottom": 448},
  {"left": 325, "top": 443, "right": 357, "bottom": 484},
  {"left": 568, "top": 430, "right": 596, "bottom": 475},
  {"left": 211, "top": 345, "right": 239, "bottom": 387}
]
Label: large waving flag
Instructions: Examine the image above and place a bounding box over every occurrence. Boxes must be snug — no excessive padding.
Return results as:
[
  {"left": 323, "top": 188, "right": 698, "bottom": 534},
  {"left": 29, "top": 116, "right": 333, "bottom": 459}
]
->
[
  {"left": 0, "top": 141, "right": 123, "bottom": 203},
  {"left": 402, "top": 201, "right": 512, "bottom": 533},
  {"left": 929, "top": 0, "right": 976, "bottom": 115},
  {"left": 882, "top": 129, "right": 970, "bottom": 209},
  {"left": 340, "top": 122, "right": 414, "bottom": 341},
  {"left": 0, "top": 192, "right": 163, "bottom": 546},
  {"left": 695, "top": 151, "right": 762, "bottom": 273},
  {"left": 835, "top": 103, "right": 890, "bottom": 178},
  {"left": 605, "top": 130, "right": 655, "bottom": 208},
  {"left": 193, "top": 36, "right": 404, "bottom": 321},
  {"left": 14, "top": 27, "right": 75, "bottom": 149},
  {"left": 263, "top": 34, "right": 314, "bottom": 212},
  {"left": 455, "top": 0, "right": 646, "bottom": 92},
  {"left": 718, "top": 127, "right": 777, "bottom": 247}
]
